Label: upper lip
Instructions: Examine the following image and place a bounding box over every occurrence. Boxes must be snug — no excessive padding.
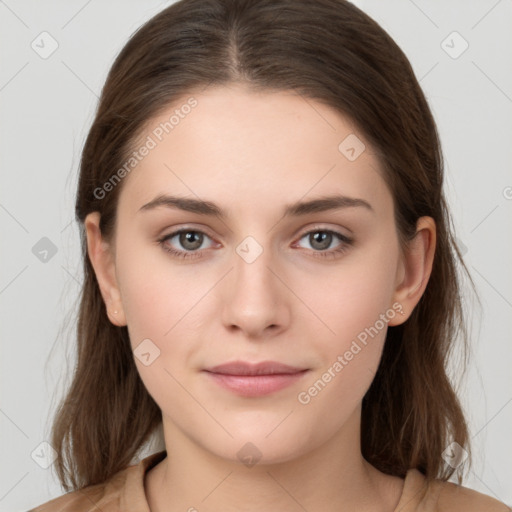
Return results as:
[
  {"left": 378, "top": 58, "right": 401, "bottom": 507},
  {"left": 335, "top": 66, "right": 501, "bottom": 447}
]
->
[{"left": 204, "top": 361, "right": 307, "bottom": 376}]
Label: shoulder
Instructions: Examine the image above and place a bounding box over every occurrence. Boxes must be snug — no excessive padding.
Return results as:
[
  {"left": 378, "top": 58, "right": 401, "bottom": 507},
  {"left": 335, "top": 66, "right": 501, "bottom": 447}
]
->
[
  {"left": 27, "top": 459, "right": 143, "bottom": 511},
  {"left": 27, "top": 470, "right": 129, "bottom": 512},
  {"left": 432, "top": 480, "right": 511, "bottom": 512},
  {"left": 27, "top": 481, "right": 119, "bottom": 511},
  {"left": 28, "top": 485, "right": 116, "bottom": 512},
  {"left": 401, "top": 469, "right": 511, "bottom": 512},
  {"left": 28, "top": 450, "right": 166, "bottom": 512}
]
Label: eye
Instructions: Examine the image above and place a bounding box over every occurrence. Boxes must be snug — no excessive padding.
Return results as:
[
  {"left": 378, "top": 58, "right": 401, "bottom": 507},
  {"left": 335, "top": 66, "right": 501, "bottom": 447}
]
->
[
  {"left": 158, "top": 229, "right": 217, "bottom": 260},
  {"left": 294, "top": 228, "right": 353, "bottom": 259},
  {"left": 158, "top": 226, "right": 353, "bottom": 261}
]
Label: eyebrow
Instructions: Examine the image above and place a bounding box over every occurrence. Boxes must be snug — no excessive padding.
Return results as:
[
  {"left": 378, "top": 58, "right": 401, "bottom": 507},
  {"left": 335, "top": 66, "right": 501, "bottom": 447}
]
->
[{"left": 138, "top": 193, "right": 373, "bottom": 218}]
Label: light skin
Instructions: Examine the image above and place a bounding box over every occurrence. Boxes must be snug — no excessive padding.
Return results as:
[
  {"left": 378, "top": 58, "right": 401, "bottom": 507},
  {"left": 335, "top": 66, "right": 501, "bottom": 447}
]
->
[{"left": 85, "top": 84, "right": 436, "bottom": 512}]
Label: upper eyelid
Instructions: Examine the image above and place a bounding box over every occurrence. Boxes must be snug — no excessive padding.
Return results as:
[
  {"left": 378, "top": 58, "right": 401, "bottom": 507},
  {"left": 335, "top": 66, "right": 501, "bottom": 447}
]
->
[
  {"left": 162, "top": 224, "right": 349, "bottom": 236},
  {"left": 160, "top": 225, "right": 217, "bottom": 241},
  {"left": 299, "top": 225, "right": 351, "bottom": 238}
]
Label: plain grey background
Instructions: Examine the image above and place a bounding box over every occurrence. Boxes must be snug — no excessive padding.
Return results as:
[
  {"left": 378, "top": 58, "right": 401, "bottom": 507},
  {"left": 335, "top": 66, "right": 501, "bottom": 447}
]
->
[{"left": 1, "top": 1, "right": 511, "bottom": 510}]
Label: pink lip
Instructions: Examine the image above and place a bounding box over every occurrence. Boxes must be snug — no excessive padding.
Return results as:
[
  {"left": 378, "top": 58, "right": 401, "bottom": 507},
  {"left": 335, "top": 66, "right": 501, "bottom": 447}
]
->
[{"left": 202, "top": 361, "right": 309, "bottom": 397}]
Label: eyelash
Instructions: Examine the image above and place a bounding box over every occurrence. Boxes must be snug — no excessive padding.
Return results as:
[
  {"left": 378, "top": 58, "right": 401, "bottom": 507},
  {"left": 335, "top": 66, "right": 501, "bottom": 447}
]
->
[{"left": 157, "top": 227, "right": 353, "bottom": 261}]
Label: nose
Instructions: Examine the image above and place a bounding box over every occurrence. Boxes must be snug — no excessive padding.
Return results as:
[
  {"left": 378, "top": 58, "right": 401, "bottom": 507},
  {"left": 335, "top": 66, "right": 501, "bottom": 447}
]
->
[{"left": 220, "top": 242, "right": 291, "bottom": 340}]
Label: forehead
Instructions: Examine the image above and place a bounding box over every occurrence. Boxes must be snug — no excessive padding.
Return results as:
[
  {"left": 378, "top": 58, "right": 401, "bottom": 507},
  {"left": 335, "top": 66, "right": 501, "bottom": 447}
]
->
[{"left": 117, "top": 84, "right": 392, "bottom": 218}]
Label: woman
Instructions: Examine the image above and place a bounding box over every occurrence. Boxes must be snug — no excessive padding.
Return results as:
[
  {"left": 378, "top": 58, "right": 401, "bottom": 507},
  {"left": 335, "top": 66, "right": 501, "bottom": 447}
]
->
[{"left": 30, "top": 0, "right": 510, "bottom": 510}]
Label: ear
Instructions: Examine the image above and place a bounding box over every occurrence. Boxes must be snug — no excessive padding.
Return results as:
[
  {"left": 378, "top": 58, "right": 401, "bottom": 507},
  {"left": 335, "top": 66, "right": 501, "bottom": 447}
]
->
[
  {"left": 84, "top": 212, "right": 127, "bottom": 327},
  {"left": 388, "top": 216, "right": 436, "bottom": 326}
]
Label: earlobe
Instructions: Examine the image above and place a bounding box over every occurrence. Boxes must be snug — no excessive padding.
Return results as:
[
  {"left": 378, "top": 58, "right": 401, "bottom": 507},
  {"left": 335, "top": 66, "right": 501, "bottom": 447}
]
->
[
  {"left": 84, "top": 212, "right": 127, "bottom": 327},
  {"left": 388, "top": 216, "right": 436, "bottom": 326},
  {"left": 105, "top": 287, "right": 127, "bottom": 327}
]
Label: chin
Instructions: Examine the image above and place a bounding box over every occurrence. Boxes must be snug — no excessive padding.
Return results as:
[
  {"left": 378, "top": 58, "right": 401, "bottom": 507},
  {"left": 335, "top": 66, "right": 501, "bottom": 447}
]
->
[{"left": 190, "top": 417, "right": 317, "bottom": 467}]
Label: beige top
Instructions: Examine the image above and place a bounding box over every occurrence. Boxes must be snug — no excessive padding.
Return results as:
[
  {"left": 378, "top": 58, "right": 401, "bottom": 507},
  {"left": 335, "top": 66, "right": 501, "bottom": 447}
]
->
[{"left": 29, "top": 450, "right": 510, "bottom": 511}]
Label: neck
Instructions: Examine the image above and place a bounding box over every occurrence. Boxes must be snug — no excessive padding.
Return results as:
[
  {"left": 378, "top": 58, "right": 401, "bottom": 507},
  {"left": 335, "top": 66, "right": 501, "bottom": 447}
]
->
[{"left": 145, "top": 407, "right": 402, "bottom": 512}]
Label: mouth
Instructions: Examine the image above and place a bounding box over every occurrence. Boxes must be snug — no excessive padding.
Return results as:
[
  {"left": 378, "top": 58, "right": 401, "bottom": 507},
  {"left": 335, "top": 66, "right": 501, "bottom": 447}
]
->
[{"left": 202, "top": 360, "right": 310, "bottom": 397}]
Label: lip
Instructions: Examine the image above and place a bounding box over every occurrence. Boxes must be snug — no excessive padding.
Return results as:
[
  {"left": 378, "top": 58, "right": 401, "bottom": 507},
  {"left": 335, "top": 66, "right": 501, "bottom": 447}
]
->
[
  {"left": 205, "top": 361, "right": 306, "bottom": 376},
  {"left": 202, "top": 361, "right": 309, "bottom": 397}
]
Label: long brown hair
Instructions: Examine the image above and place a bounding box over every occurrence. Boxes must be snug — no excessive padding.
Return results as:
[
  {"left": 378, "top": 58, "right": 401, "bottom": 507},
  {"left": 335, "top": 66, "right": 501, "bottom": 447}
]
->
[{"left": 50, "top": 0, "right": 472, "bottom": 492}]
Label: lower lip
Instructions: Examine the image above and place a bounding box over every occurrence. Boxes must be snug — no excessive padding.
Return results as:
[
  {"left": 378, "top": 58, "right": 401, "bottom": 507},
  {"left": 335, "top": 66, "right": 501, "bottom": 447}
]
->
[{"left": 203, "top": 370, "right": 309, "bottom": 397}]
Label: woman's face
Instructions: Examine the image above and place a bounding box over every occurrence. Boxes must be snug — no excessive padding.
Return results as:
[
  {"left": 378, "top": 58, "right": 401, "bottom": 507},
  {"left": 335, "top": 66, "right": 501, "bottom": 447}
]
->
[{"left": 93, "top": 84, "right": 410, "bottom": 464}]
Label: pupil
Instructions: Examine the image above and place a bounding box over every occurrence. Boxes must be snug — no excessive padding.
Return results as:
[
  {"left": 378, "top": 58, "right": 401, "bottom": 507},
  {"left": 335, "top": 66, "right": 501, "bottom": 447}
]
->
[
  {"left": 311, "top": 232, "right": 331, "bottom": 250},
  {"left": 180, "top": 231, "right": 202, "bottom": 250}
]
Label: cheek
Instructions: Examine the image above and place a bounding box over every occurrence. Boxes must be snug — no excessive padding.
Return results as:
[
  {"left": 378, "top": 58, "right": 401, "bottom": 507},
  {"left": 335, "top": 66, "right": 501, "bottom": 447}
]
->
[
  {"left": 115, "top": 242, "right": 217, "bottom": 395},
  {"left": 115, "top": 251, "right": 206, "bottom": 411},
  {"left": 115, "top": 236, "right": 204, "bottom": 340},
  {"left": 302, "top": 240, "right": 400, "bottom": 349},
  {"left": 292, "top": 236, "right": 400, "bottom": 410},
  {"left": 294, "top": 268, "right": 396, "bottom": 424}
]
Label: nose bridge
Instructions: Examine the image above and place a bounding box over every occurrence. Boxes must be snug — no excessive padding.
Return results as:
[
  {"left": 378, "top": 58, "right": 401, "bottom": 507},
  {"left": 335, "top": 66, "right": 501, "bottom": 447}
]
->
[
  {"left": 232, "top": 235, "right": 278, "bottom": 304},
  {"left": 220, "top": 234, "right": 289, "bottom": 335}
]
